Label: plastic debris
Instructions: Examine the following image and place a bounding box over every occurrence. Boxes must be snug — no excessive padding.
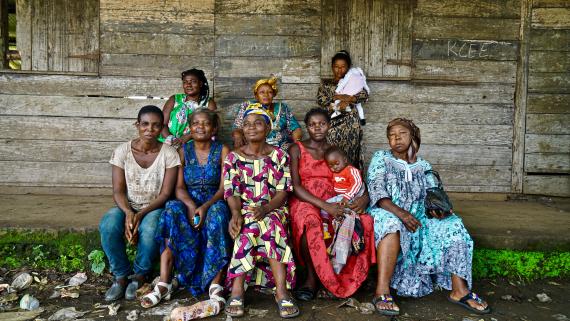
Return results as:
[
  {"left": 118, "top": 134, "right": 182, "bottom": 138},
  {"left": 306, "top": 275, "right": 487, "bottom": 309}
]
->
[
  {"left": 337, "top": 297, "right": 360, "bottom": 309},
  {"left": 11, "top": 273, "right": 33, "bottom": 291},
  {"left": 126, "top": 310, "right": 139, "bottom": 321},
  {"left": 168, "top": 300, "right": 222, "bottom": 320},
  {"left": 0, "top": 284, "right": 10, "bottom": 294},
  {"left": 142, "top": 301, "right": 180, "bottom": 316},
  {"left": 552, "top": 314, "right": 569, "bottom": 321},
  {"left": 358, "top": 302, "right": 375, "bottom": 314},
  {"left": 47, "top": 307, "right": 89, "bottom": 321},
  {"left": 19, "top": 294, "right": 40, "bottom": 311},
  {"left": 60, "top": 287, "right": 80, "bottom": 299},
  {"left": 68, "top": 273, "right": 87, "bottom": 287},
  {"left": 536, "top": 292, "right": 552, "bottom": 303},
  {"left": 0, "top": 292, "right": 18, "bottom": 304},
  {"left": 248, "top": 308, "right": 268, "bottom": 317},
  {"left": 108, "top": 303, "right": 120, "bottom": 316}
]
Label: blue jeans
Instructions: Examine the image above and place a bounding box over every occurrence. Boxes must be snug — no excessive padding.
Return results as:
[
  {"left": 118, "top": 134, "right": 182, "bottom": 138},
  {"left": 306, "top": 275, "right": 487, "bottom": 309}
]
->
[{"left": 99, "top": 207, "right": 162, "bottom": 279}]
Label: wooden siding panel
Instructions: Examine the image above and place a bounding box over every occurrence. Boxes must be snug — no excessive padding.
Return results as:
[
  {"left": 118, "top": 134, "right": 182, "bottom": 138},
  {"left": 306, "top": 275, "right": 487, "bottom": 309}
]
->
[
  {"left": 525, "top": 134, "right": 570, "bottom": 153},
  {"left": 527, "top": 94, "right": 570, "bottom": 113},
  {"left": 100, "top": 0, "right": 214, "bottom": 13},
  {"left": 100, "top": 10, "right": 214, "bottom": 34},
  {"left": 215, "top": 35, "right": 320, "bottom": 57},
  {"left": 530, "top": 29, "right": 570, "bottom": 51},
  {"left": 529, "top": 51, "right": 570, "bottom": 73},
  {"left": 532, "top": 8, "right": 570, "bottom": 29},
  {"left": 526, "top": 114, "right": 570, "bottom": 134},
  {"left": 525, "top": 153, "right": 570, "bottom": 173},
  {"left": 0, "top": 139, "right": 116, "bottom": 163},
  {"left": 414, "top": 17, "right": 520, "bottom": 41},
  {"left": 524, "top": 175, "right": 570, "bottom": 196},
  {"left": 101, "top": 32, "right": 215, "bottom": 56},
  {"left": 215, "top": 14, "right": 320, "bottom": 36},
  {"left": 214, "top": 57, "right": 320, "bottom": 83},
  {"left": 215, "top": 0, "right": 320, "bottom": 15},
  {"left": 15, "top": 0, "right": 32, "bottom": 70},
  {"left": 100, "top": 54, "right": 214, "bottom": 78},
  {"left": 415, "top": 0, "right": 520, "bottom": 18},
  {"left": 413, "top": 39, "right": 519, "bottom": 61},
  {"left": 533, "top": 0, "right": 570, "bottom": 8},
  {"left": 528, "top": 72, "right": 570, "bottom": 93},
  {"left": 413, "top": 60, "right": 517, "bottom": 83}
]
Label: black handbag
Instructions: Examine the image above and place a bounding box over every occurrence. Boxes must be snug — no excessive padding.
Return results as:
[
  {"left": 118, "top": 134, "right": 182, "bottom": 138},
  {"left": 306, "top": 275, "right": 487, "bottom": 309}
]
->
[{"left": 424, "top": 170, "right": 454, "bottom": 219}]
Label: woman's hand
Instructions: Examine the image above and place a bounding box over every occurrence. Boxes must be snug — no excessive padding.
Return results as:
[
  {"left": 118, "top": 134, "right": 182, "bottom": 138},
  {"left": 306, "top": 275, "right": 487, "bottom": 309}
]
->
[
  {"left": 229, "top": 214, "right": 244, "bottom": 239},
  {"left": 193, "top": 204, "right": 209, "bottom": 229},
  {"left": 252, "top": 204, "right": 268, "bottom": 221},
  {"left": 348, "top": 194, "right": 369, "bottom": 213},
  {"left": 399, "top": 211, "right": 422, "bottom": 233},
  {"left": 184, "top": 201, "right": 198, "bottom": 223},
  {"left": 324, "top": 203, "right": 344, "bottom": 218}
]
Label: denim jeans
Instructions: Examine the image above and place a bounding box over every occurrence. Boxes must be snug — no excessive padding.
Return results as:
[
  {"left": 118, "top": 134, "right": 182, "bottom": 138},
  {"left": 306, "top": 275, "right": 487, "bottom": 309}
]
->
[{"left": 99, "top": 207, "right": 162, "bottom": 279}]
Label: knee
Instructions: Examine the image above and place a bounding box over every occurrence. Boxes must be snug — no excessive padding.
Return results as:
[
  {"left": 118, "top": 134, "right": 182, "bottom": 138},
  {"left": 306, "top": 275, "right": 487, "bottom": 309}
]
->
[
  {"left": 139, "top": 210, "right": 161, "bottom": 238},
  {"left": 99, "top": 208, "right": 124, "bottom": 235},
  {"left": 205, "top": 202, "right": 228, "bottom": 223}
]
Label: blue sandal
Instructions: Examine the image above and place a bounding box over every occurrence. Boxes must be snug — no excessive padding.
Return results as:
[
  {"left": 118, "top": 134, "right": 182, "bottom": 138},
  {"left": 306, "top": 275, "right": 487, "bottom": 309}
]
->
[
  {"left": 372, "top": 294, "right": 400, "bottom": 316},
  {"left": 448, "top": 292, "right": 491, "bottom": 314}
]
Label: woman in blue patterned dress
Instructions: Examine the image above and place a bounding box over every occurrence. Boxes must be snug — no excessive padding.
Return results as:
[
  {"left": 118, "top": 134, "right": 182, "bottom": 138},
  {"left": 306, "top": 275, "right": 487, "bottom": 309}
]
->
[
  {"left": 141, "top": 109, "right": 231, "bottom": 308},
  {"left": 367, "top": 118, "right": 490, "bottom": 316}
]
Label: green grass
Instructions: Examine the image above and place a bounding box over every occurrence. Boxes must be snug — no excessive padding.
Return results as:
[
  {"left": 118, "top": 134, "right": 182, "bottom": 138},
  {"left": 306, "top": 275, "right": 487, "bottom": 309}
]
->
[{"left": 1, "top": 230, "right": 569, "bottom": 280}]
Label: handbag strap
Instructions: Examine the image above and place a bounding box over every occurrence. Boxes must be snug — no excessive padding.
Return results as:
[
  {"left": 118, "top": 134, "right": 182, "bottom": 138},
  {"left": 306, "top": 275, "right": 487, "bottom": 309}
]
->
[{"left": 424, "top": 169, "right": 443, "bottom": 189}]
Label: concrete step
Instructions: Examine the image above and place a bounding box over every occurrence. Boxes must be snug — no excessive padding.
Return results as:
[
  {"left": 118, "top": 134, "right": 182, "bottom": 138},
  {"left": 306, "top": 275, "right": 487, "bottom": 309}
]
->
[{"left": 1, "top": 194, "right": 568, "bottom": 251}]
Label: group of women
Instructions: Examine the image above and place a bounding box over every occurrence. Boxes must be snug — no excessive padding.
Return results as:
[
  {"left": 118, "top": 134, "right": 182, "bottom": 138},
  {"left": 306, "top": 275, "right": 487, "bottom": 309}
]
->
[{"left": 98, "top": 51, "right": 490, "bottom": 318}]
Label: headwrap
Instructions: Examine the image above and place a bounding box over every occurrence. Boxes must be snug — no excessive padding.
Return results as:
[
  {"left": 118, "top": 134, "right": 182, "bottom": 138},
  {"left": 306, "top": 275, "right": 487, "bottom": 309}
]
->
[
  {"left": 253, "top": 76, "right": 278, "bottom": 96},
  {"left": 386, "top": 118, "right": 421, "bottom": 163},
  {"left": 243, "top": 104, "right": 274, "bottom": 130}
]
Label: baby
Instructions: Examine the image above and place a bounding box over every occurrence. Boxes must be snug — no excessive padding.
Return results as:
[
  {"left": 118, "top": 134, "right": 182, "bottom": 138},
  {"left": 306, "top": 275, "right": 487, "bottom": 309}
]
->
[
  {"left": 320, "top": 146, "right": 364, "bottom": 240},
  {"left": 332, "top": 67, "right": 370, "bottom": 126}
]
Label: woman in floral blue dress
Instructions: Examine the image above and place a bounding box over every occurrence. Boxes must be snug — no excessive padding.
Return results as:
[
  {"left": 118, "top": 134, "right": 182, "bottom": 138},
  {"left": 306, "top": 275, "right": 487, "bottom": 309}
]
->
[
  {"left": 141, "top": 109, "right": 231, "bottom": 308},
  {"left": 367, "top": 118, "right": 490, "bottom": 316}
]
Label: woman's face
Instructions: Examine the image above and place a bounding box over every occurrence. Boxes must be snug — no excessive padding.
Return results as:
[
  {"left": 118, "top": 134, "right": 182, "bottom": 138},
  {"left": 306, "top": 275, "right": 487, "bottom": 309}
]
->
[
  {"left": 243, "top": 114, "right": 270, "bottom": 143},
  {"left": 255, "top": 84, "right": 275, "bottom": 106},
  {"left": 190, "top": 112, "right": 215, "bottom": 142},
  {"left": 182, "top": 74, "right": 202, "bottom": 97},
  {"left": 388, "top": 124, "right": 412, "bottom": 154},
  {"left": 332, "top": 58, "right": 349, "bottom": 81},
  {"left": 136, "top": 113, "right": 163, "bottom": 142},
  {"left": 306, "top": 114, "right": 330, "bottom": 142}
]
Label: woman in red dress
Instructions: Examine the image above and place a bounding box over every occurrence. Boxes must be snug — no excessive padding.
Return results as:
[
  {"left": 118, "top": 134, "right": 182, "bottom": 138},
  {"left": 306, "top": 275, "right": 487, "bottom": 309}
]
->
[{"left": 289, "top": 108, "right": 375, "bottom": 300}]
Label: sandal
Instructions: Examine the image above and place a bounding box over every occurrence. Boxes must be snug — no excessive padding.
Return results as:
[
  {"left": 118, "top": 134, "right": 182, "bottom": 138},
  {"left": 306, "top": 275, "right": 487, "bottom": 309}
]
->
[
  {"left": 276, "top": 297, "right": 300, "bottom": 319},
  {"left": 225, "top": 296, "right": 244, "bottom": 318},
  {"left": 294, "top": 287, "right": 316, "bottom": 302},
  {"left": 209, "top": 284, "right": 226, "bottom": 305},
  {"left": 372, "top": 294, "right": 400, "bottom": 316},
  {"left": 140, "top": 282, "right": 172, "bottom": 308},
  {"left": 448, "top": 292, "right": 491, "bottom": 314}
]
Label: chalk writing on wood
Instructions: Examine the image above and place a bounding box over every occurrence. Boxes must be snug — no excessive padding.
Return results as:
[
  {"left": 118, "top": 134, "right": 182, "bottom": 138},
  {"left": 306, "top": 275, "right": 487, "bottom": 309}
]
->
[{"left": 413, "top": 39, "right": 518, "bottom": 61}]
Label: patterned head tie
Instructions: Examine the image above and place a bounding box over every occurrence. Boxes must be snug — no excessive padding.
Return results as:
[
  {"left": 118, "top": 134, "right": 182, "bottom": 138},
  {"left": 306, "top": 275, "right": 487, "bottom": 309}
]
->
[
  {"left": 253, "top": 76, "right": 278, "bottom": 96},
  {"left": 243, "top": 104, "right": 274, "bottom": 130},
  {"left": 386, "top": 118, "right": 421, "bottom": 162}
]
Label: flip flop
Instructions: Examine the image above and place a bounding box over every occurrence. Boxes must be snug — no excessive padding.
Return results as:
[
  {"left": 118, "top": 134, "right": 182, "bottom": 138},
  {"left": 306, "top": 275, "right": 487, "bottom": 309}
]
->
[
  {"left": 294, "top": 287, "right": 316, "bottom": 301},
  {"left": 225, "top": 296, "right": 245, "bottom": 318},
  {"left": 276, "top": 297, "right": 300, "bottom": 318},
  {"left": 448, "top": 292, "right": 491, "bottom": 315},
  {"left": 372, "top": 294, "right": 400, "bottom": 316}
]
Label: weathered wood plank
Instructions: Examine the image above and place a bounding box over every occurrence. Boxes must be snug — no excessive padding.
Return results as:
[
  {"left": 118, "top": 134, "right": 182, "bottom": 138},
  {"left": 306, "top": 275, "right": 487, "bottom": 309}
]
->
[
  {"left": 214, "top": 78, "right": 317, "bottom": 101},
  {"left": 431, "top": 165, "right": 512, "bottom": 187},
  {"left": 413, "top": 39, "right": 519, "bottom": 61},
  {"left": 525, "top": 134, "right": 570, "bottom": 153},
  {"left": 530, "top": 29, "right": 570, "bottom": 51},
  {"left": 529, "top": 51, "right": 570, "bottom": 73},
  {"left": 46, "top": 0, "right": 65, "bottom": 72},
  {"left": 415, "top": 0, "right": 520, "bottom": 18},
  {"left": 100, "top": 0, "right": 214, "bottom": 13},
  {"left": 367, "top": 0, "right": 385, "bottom": 77},
  {"left": 215, "top": 0, "right": 320, "bottom": 15},
  {"left": 0, "top": 139, "right": 116, "bottom": 162},
  {"left": 100, "top": 10, "right": 214, "bottom": 34},
  {"left": 0, "top": 73, "right": 180, "bottom": 97},
  {"left": 0, "top": 94, "right": 157, "bottom": 118},
  {"left": 397, "top": 1, "right": 413, "bottom": 77},
  {"left": 527, "top": 94, "right": 570, "bottom": 113},
  {"left": 364, "top": 124, "right": 513, "bottom": 146},
  {"left": 526, "top": 114, "right": 570, "bottom": 134},
  {"left": 365, "top": 102, "right": 513, "bottom": 125},
  {"left": 413, "top": 60, "right": 517, "bottom": 83},
  {"left": 215, "top": 35, "right": 320, "bottom": 57},
  {"left": 0, "top": 161, "right": 110, "bottom": 186},
  {"left": 414, "top": 16, "right": 520, "bottom": 41},
  {"left": 100, "top": 54, "right": 214, "bottom": 78},
  {"left": 0, "top": 0, "right": 7, "bottom": 69},
  {"left": 67, "top": 0, "right": 99, "bottom": 73},
  {"left": 101, "top": 32, "right": 215, "bottom": 56},
  {"left": 533, "top": 0, "right": 570, "bottom": 8},
  {"left": 15, "top": 0, "right": 32, "bottom": 70},
  {"left": 365, "top": 144, "right": 512, "bottom": 166},
  {"left": 528, "top": 72, "right": 570, "bottom": 93},
  {"left": 367, "top": 81, "right": 515, "bottom": 104},
  {"left": 532, "top": 8, "right": 570, "bottom": 29},
  {"left": 215, "top": 14, "right": 320, "bottom": 36},
  {"left": 382, "top": 2, "right": 400, "bottom": 77},
  {"left": 214, "top": 57, "right": 320, "bottom": 83},
  {"left": 31, "top": 0, "right": 48, "bottom": 70},
  {"left": 525, "top": 153, "right": 570, "bottom": 173},
  {"left": 0, "top": 116, "right": 136, "bottom": 141},
  {"left": 524, "top": 175, "right": 570, "bottom": 196}
]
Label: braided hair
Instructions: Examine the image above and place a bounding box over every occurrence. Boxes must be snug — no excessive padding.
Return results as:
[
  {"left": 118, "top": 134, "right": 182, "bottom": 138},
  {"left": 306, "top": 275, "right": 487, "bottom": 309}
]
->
[{"left": 181, "top": 68, "right": 210, "bottom": 105}]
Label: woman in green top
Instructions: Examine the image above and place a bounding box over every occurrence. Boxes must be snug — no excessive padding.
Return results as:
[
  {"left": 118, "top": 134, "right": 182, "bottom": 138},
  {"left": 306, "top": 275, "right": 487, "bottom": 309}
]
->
[{"left": 160, "top": 69, "right": 217, "bottom": 148}]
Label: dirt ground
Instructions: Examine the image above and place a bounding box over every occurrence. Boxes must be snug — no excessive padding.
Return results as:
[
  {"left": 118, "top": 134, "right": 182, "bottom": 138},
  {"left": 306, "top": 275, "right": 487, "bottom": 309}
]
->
[{"left": 1, "top": 268, "right": 568, "bottom": 321}]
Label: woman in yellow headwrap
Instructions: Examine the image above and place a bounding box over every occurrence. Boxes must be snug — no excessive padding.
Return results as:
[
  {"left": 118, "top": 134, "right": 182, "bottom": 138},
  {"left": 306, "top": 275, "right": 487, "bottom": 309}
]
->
[{"left": 231, "top": 76, "right": 303, "bottom": 151}]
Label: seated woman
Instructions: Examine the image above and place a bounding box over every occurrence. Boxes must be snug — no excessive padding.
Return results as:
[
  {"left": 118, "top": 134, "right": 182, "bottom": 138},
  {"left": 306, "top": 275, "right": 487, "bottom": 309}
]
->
[
  {"left": 141, "top": 109, "right": 231, "bottom": 309},
  {"left": 223, "top": 108, "right": 299, "bottom": 319},
  {"left": 289, "top": 108, "right": 375, "bottom": 300},
  {"left": 160, "top": 69, "right": 217, "bottom": 147},
  {"left": 232, "top": 76, "right": 302, "bottom": 151},
  {"left": 367, "top": 118, "right": 490, "bottom": 316},
  {"left": 99, "top": 105, "right": 180, "bottom": 301}
]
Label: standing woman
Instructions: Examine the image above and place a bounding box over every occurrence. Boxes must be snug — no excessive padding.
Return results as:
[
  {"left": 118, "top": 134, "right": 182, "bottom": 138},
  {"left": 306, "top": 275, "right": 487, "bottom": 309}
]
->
[
  {"left": 224, "top": 108, "right": 299, "bottom": 319},
  {"left": 160, "top": 69, "right": 217, "bottom": 147},
  {"left": 141, "top": 109, "right": 231, "bottom": 308},
  {"left": 99, "top": 105, "right": 180, "bottom": 301},
  {"left": 232, "top": 76, "right": 303, "bottom": 151},
  {"left": 289, "top": 109, "right": 375, "bottom": 301},
  {"left": 317, "top": 51, "right": 369, "bottom": 169}
]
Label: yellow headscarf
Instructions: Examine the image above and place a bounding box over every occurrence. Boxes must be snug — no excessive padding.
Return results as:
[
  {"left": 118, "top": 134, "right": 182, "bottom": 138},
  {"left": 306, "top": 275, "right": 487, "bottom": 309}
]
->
[
  {"left": 243, "top": 104, "right": 274, "bottom": 130},
  {"left": 253, "top": 76, "right": 278, "bottom": 96}
]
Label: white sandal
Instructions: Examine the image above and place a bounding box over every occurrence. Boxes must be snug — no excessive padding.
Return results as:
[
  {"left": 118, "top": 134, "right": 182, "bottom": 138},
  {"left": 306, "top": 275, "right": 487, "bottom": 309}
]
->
[
  {"left": 141, "top": 281, "right": 172, "bottom": 308},
  {"left": 209, "top": 283, "right": 225, "bottom": 305}
]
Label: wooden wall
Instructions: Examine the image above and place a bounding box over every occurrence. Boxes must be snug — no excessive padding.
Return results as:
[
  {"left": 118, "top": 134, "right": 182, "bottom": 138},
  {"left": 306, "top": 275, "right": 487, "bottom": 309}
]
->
[
  {"left": 523, "top": 0, "right": 570, "bottom": 196},
  {"left": 0, "top": 0, "right": 567, "bottom": 196}
]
